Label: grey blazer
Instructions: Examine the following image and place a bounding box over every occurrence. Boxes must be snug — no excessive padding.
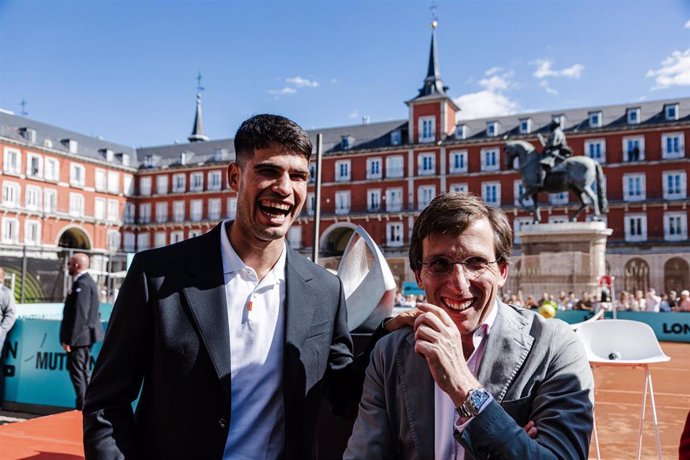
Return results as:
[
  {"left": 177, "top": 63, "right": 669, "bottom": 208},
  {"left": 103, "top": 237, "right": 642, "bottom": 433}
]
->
[{"left": 345, "top": 301, "right": 594, "bottom": 460}]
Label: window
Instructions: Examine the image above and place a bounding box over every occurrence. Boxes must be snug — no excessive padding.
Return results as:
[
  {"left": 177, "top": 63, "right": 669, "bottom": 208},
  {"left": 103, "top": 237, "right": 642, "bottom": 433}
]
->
[
  {"left": 190, "top": 200, "right": 203, "bottom": 221},
  {"left": 3, "top": 148, "right": 21, "bottom": 174},
  {"left": 308, "top": 164, "right": 316, "bottom": 183},
  {"left": 44, "top": 158, "right": 60, "bottom": 181},
  {"left": 481, "top": 148, "right": 500, "bottom": 171},
  {"left": 138, "top": 203, "right": 151, "bottom": 223},
  {"left": 2, "top": 182, "right": 20, "bottom": 207},
  {"left": 449, "top": 150, "right": 468, "bottom": 173},
  {"left": 156, "top": 175, "right": 169, "bottom": 195},
  {"left": 190, "top": 172, "right": 204, "bottom": 191},
  {"left": 481, "top": 182, "right": 500, "bottom": 206},
  {"left": 518, "top": 118, "right": 532, "bottom": 134},
  {"left": 26, "top": 153, "right": 43, "bottom": 178},
  {"left": 486, "top": 121, "right": 499, "bottom": 137},
  {"left": 94, "top": 198, "right": 106, "bottom": 220},
  {"left": 123, "top": 233, "right": 136, "bottom": 252},
  {"left": 512, "top": 218, "right": 533, "bottom": 244},
  {"left": 386, "top": 156, "right": 404, "bottom": 178},
  {"left": 227, "top": 198, "right": 237, "bottom": 219},
  {"left": 418, "top": 185, "right": 436, "bottom": 210},
  {"left": 455, "top": 125, "right": 467, "bottom": 140},
  {"left": 44, "top": 189, "right": 57, "bottom": 213},
  {"left": 1, "top": 218, "right": 19, "bottom": 243},
  {"left": 288, "top": 226, "right": 302, "bottom": 249},
  {"left": 208, "top": 198, "right": 221, "bottom": 220},
  {"left": 24, "top": 220, "right": 40, "bottom": 245},
  {"left": 419, "top": 116, "right": 436, "bottom": 143},
  {"left": 69, "top": 193, "right": 84, "bottom": 217},
  {"left": 139, "top": 176, "right": 152, "bottom": 196},
  {"left": 123, "top": 175, "right": 134, "bottom": 196},
  {"left": 663, "top": 171, "right": 687, "bottom": 199},
  {"left": 173, "top": 201, "right": 185, "bottom": 222},
  {"left": 306, "top": 193, "right": 315, "bottom": 216},
  {"left": 664, "top": 212, "right": 687, "bottom": 241},
  {"left": 170, "top": 231, "right": 184, "bottom": 244},
  {"left": 335, "top": 160, "right": 351, "bottom": 181},
  {"left": 665, "top": 103, "right": 679, "bottom": 121},
  {"left": 341, "top": 135, "right": 354, "bottom": 150},
  {"left": 208, "top": 171, "right": 222, "bottom": 191},
  {"left": 172, "top": 174, "right": 186, "bottom": 192},
  {"left": 107, "top": 199, "right": 119, "bottom": 221},
  {"left": 589, "top": 111, "right": 602, "bottom": 128},
  {"left": 390, "top": 130, "right": 402, "bottom": 146},
  {"left": 25, "top": 185, "right": 41, "bottom": 210},
  {"left": 624, "top": 214, "right": 647, "bottom": 242},
  {"left": 155, "top": 202, "right": 168, "bottom": 223},
  {"left": 124, "top": 203, "right": 136, "bottom": 223},
  {"left": 107, "top": 230, "right": 121, "bottom": 251},
  {"left": 513, "top": 180, "right": 533, "bottom": 206},
  {"left": 623, "top": 174, "right": 646, "bottom": 201},
  {"left": 585, "top": 139, "right": 606, "bottom": 163},
  {"left": 662, "top": 133, "right": 685, "bottom": 159},
  {"left": 367, "top": 189, "right": 381, "bottom": 212},
  {"left": 107, "top": 171, "right": 120, "bottom": 194},
  {"left": 137, "top": 232, "right": 150, "bottom": 251},
  {"left": 70, "top": 163, "right": 86, "bottom": 187},
  {"left": 366, "top": 157, "right": 382, "bottom": 179},
  {"left": 449, "top": 183, "right": 468, "bottom": 193},
  {"left": 335, "top": 191, "right": 350, "bottom": 214},
  {"left": 627, "top": 107, "right": 641, "bottom": 124},
  {"left": 386, "top": 188, "right": 403, "bottom": 212},
  {"left": 95, "top": 169, "right": 106, "bottom": 191},
  {"left": 387, "top": 222, "right": 404, "bottom": 247},
  {"left": 154, "top": 232, "right": 167, "bottom": 248},
  {"left": 623, "top": 136, "right": 645, "bottom": 162},
  {"left": 418, "top": 153, "right": 435, "bottom": 176},
  {"left": 549, "top": 192, "right": 568, "bottom": 205}
]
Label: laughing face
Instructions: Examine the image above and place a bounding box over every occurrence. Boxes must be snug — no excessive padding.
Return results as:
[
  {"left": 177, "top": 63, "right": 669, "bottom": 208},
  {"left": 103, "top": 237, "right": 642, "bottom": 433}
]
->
[
  {"left": 228, "top": 145, "right": 309, "bottom": 245},
  {"left": 414, "top": 217, "right": 508, "bottom": 336}
]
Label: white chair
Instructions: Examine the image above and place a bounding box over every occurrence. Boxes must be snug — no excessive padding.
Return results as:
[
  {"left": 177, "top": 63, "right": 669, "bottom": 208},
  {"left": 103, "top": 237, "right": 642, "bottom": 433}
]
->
[{"left": 576, "top": 319, "right": 670, "bottom": 460}]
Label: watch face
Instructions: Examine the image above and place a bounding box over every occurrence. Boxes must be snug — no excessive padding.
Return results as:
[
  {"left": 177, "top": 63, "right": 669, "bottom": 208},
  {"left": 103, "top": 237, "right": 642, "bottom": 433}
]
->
[{"left": 470, "top": 388, "right": 489, "bottom": 411}]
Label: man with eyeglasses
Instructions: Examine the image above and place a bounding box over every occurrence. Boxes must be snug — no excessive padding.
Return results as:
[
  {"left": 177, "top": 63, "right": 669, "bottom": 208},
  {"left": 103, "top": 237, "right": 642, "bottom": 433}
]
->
[{"left": 345, "top": 192, "right": 594, "bottom": 459}]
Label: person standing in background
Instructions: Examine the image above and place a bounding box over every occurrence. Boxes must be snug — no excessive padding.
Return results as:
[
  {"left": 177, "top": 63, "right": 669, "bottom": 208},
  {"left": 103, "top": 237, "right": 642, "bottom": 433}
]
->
[
  {"left": 0, "top": 267, "right": 17, "bottom": 408},
  {"left": 60, "top": 253, "right": 103, "bottom": 410}
]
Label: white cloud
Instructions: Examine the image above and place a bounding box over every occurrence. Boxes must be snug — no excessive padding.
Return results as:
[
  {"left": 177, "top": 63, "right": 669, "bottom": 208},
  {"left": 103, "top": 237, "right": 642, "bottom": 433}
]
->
[
  {"left": 685, "top": 20, "right": 690, "bottom": 29},
  {"left": 268, "top": 76, "right": 320, "bottom": 97},
  {"left": 532, "top": 59, "right": 584, "bottom": 79},
  {"left": 646, "top": 49, "right": 690, "bottom": 89},
  {"left": 268, "top": 87, "right": 297, "bottom": 96},
  {"left": 455, "top": 68, "right": 519, "bottom": 120},
  {"left": 348, "top": 110, "right": 359, "bottom": 119},
  {"left": 539, "top": 80, "right": 558, "bottom": 95}
]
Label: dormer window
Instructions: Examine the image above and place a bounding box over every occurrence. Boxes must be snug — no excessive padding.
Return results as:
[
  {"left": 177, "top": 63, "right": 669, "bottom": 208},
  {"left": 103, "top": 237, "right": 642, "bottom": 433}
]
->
[
  {"left": 627, "top": 107, "right": 641, "bottom": 125},
  {"left": 62, "top": 138, "right": 78, "bottom": 153},
  {"left": 665, "top": 103, "right": 679, "bottom": 121},
  {"left": 519, "top": 118, "right": 532, "bottom": 134},
  {"left": 341, "top": 135, "right": 355, "bottom": 150},
  {"left": 390, "top": 130, "right": 402, "bottom": 146},
  {"left": 455, "top": 124, "right": 467, "bottom": 140},
  {"left": 419, "top": 116, "right": 436, "bottom": 143},
  {"left": 589, "top": 111, "right": 602, "bottom": 128},
  {"left": 100, "top": 149, "right": 114, "bottom": 162},
  {"left": 552, "top": 115, "right": 565, "bottom": 128},
  {"left": 144, "top": 155, "right": 156, "bottom": 168},
  {"left": 121, "top": 153, "right": 130, "bottom": 166},
  {"left": 486, "top": 121, "right": 499, "bottom": 137},
  {"left": 19, "top": 127, "right": 37, "bottom": 143}
]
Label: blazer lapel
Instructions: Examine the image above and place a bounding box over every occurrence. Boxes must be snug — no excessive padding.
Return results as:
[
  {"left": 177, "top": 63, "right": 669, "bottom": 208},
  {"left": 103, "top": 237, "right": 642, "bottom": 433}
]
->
[
  {"left": 476, "top": 302, "right": 534, "bottom": 402},
  {"left": 398, "top": 334, "right": 435, "bottom": 460},
  {"left": 181, "top": 224, "right": 232, "bottom": 400}
]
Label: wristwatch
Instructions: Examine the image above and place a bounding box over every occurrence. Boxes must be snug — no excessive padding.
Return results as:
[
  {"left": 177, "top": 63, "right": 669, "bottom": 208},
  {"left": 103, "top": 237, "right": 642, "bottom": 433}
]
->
[{"left": 456, "top": 387, "right": 491, "bottom": 418}]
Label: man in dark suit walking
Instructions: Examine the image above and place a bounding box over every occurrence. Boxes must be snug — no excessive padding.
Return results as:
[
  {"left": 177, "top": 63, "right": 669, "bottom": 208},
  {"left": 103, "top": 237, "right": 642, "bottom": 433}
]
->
[
  {"left": 61, "top": 253, "right": 103, "bottom": 410},
  {"left": 83, "top": 114, "right": 404, "bottom": 460}
]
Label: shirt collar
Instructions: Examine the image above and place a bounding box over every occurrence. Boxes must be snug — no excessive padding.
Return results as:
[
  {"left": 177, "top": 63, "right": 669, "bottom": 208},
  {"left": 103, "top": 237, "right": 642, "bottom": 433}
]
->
[
  {"left": 474, "top": 298, "right": 499, "bottom": 338},
  {"left": 220, "top": 219, "right": 286, "bottom": 284}
]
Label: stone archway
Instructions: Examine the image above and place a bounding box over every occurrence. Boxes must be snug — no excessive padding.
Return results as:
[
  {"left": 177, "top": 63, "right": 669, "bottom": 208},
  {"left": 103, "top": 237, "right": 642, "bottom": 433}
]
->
[
  {"left": 664, "top": 257, "right": 689, "bottom": 294},
  {"left": 623, "top": 257, "right": 649, "bottom": 294},
  {"left": 58, "top": 227, "right": 92, "bottom": 250},
  {"left": 320, "top": 223, "right": 357, "bottom": 258}
]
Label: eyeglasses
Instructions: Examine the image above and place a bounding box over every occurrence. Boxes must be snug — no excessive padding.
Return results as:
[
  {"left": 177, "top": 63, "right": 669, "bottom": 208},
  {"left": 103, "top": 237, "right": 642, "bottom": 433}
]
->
[{"left": 419, "top": 256, "right": 500, "bottom": 278}]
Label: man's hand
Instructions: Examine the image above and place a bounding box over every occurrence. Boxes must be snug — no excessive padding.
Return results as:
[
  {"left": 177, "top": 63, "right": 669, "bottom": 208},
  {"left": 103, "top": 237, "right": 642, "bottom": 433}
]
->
[
  {"left": 413, "top": 303, "right": 479, "bottom": 407},
  {"left": 384, "top": 308, "right": 423, "bottom": 332},
  {"left": 524, "top": 420, "right": 538, "bottom": 438},
  {"left": 62, "top": 343, "right": 71, "bottom": 353}
]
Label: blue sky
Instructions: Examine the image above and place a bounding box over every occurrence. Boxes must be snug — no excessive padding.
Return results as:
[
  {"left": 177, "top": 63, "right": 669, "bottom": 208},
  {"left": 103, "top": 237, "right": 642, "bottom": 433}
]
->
[{"left": 1, "top": 0, "right": 689, "bottom": 147}]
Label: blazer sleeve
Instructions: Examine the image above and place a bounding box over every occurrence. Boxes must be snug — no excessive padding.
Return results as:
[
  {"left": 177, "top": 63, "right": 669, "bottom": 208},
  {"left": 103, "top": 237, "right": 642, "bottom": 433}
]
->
[
  {"left": 83, "top": 254, "right": 151, "bottom": 460},
  {"left": 457, "top": 324, "right": 594, "bottom": 460},
  {"left": 0, "top": 286, "right": 16, "bottom": 339}
]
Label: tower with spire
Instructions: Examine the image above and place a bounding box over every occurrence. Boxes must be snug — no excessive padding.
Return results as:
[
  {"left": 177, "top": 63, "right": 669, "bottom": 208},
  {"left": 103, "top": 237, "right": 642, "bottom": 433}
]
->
[
  {"left": 188, "top": 73, "right": 209, "bottom": 143},
  {"left": 405, "top": 19, "right": 459, "bottom": 144}
]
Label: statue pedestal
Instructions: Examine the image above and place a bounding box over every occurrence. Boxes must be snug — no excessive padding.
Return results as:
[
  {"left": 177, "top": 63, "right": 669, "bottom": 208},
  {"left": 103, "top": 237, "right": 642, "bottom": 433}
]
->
[{"left": 515, "top": 222, "right": 612, "bottom": 298}]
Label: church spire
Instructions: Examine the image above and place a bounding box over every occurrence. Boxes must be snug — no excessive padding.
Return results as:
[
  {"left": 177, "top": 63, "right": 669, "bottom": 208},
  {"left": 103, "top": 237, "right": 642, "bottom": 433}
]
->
[
  {"left": 417, "top": 19, "right": 448, "bottom": 98},
  {"left": 188, "top": 73, "right": 208, "bottom": 142}
]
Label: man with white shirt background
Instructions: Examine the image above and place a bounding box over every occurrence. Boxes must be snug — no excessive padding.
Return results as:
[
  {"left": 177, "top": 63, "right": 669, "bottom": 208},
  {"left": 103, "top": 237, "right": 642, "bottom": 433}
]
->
[{"left": 345, "top": 192, "right": 594, "bottom": 459}]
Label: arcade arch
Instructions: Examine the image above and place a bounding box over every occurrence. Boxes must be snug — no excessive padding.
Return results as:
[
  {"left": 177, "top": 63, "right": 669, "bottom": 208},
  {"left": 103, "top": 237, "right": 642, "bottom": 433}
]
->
[
  {"left": 623, "top": 257, "right": 649, "bottom": 294},
  {"left": 319, "top": 223, "right": 357, "bottom": 257},
  {"left": 664, "top": 257, "right": 689, "bottom": 294},
  {"left": 57, "top": 226, "right": 92, "bottom": 250}
]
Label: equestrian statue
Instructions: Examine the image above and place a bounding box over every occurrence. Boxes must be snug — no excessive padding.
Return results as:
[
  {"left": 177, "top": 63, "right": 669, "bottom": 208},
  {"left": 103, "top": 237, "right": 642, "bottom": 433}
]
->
[{"left": 504, "top": 131, "right": 608, "bottom": 223}]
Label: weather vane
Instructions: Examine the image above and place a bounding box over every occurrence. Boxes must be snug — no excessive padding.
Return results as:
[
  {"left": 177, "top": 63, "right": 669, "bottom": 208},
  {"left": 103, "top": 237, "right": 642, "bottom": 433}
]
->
[
  {"left": 430, "top": 0, "right": 438, "bottom": 29},
  {"left": 20, "top": 98, "right": 28, "bottom": 116},
  {"left": 196, "top": 72, "right": 205, "bottom": 93}
]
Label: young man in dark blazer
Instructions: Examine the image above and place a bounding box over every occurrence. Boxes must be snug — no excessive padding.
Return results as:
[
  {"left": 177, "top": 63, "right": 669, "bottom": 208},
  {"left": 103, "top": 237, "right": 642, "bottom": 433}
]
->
[
  {"left": 83, "top": 115, "right": 405, "bottom": 460},
  {"left": 60, "top": 253, "right": 103, "bottom": 410}
]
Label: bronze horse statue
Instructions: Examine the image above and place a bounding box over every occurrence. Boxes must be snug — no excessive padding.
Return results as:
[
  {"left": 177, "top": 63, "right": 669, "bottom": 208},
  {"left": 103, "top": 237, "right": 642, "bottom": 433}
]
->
[{"left": 504, "top": 140, "right": 608, "bottom": 223}]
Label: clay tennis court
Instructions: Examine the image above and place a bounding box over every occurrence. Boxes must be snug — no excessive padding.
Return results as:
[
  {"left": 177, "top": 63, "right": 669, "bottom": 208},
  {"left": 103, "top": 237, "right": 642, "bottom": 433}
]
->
[{"left": 0, "top": 342, "right": 688, "bottom": 459}]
